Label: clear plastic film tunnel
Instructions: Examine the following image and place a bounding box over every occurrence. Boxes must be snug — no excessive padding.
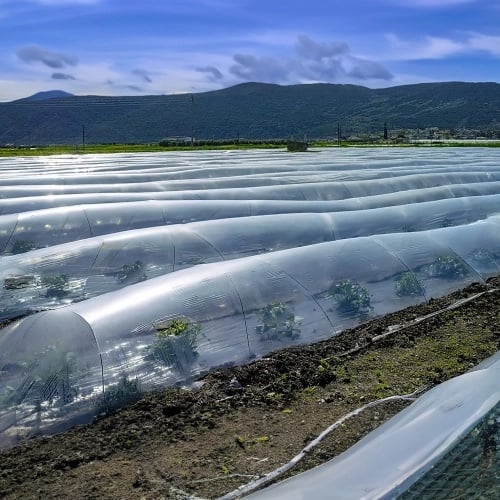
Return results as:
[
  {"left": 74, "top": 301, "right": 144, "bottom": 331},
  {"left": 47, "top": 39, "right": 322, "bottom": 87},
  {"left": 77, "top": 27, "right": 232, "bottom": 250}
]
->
[
  {"left": 246, "top": 351, "right": 500, "bottom": 500},
  {"left": 2, "top": 199, "right": 500, "bottom": 321},
  {"left": 1, "top": 147, "right": 500, "bottom": 454}
]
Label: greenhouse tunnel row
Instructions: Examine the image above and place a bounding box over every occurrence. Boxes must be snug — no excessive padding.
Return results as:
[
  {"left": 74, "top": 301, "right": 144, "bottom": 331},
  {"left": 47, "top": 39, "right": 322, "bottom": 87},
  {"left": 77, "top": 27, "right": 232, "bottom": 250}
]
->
[
  {"left": 1, "top": 147, "right": 500, "bottom": 455},
  {"left": 1, "top": 204, "right": 500, "bottom": 321},
  {"left": 1, "top": 188, "right": 500, "bottom": 249},
  {"left": 1, "top": 148, "right": 498, "bottom": 181},
  {"left": 1, "top": 220, "right": 500, "bottom": 449},
  {"left": 3, "top": 172, "right": 500, "bottom": 202},
  {"left": 3, "top": 169, "right": 500, "bottom": 200},
  {"left": 3, "top": 162, "right": 500, "bottom": 187},
  {"left": 2, "top": 181, "right": 500, "bottom": 216}
]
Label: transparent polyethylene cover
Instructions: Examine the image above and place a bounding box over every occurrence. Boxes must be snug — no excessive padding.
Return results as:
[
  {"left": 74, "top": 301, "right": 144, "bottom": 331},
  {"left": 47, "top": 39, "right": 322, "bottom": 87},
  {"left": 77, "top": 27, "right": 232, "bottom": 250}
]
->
[{"left": 1, "top": 147, "right": 499, "bottom": 450}]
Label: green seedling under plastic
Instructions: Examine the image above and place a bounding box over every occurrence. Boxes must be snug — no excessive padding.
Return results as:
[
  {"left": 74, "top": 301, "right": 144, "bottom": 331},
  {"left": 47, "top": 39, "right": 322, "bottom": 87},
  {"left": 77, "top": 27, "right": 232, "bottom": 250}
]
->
[
  {"left": 331, "top": 279, "right": 372, "bottom": 315},
  {"left": 116, "top": 260, "right": 146, "bottom": 283},
  {"left": 431, "top": 255, "right": 470, "bottom": 279},
  {"left": 147, "top": 317, "right": 201, "bottom": 372},
  {"left": 96, "top": 375, "right": 141, "bottom": 415},
  {"left": 395, "top": 272, "right": 424, "bottom": 297},
  {"left": 11, "top": 239, "right": 36, "bottom": 255},
  {"left": 255, "top": 301, "right": 301, "bottom": 341},
  {"left": 42, "top": 274, "right": 70, "bottom": 298}
]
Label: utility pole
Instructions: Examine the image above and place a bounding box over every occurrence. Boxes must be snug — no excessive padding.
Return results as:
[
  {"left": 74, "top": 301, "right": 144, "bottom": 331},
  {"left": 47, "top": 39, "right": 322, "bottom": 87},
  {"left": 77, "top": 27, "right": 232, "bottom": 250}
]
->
[
  {"left": 190, "top": 94, "right": 194, "bottom": 146},
  {"left": 337, "top": 122, "right": 341, "bottom": 147},
  {"left": 82, "top": 124, "right": 85, "bottom": 148}
]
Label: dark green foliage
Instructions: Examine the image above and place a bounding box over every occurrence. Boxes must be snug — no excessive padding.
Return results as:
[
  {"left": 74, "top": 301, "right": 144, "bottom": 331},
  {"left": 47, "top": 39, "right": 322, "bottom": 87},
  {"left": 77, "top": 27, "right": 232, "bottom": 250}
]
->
[
  {"left": 96, "top": 376, "right": 141, "bottom": 415},
  {"left": 255, "top": 301, "right": 301, "bottom": 341},
  {"left": 395, "top": 272, "right": 424, "bottom": 297},
  {"left": 1, "top": 82, "right": 499, "bottom": 144},
  {"left": 42, "top": 274, "right": 70, "bottom": 298},
  {"left": 147, "top": 318, "right": 201, "bottom": 370},
  {"left": 4, "top": 274, "right": 37, "bottom": 290},
  {"left": 116, "top": 260, "right": 145, "bottom": 283},
  {"left": 331, "top": 279, "right": 372, "bottom": 315},
  {"left": 156, "top": 318, "right": 193, "bottom": 338},
  {"left": 11, "top": 240, "right": 36, "bottom": 254},
  {"left": 431, "top": 255, "right": 470, "bottom": 279}
]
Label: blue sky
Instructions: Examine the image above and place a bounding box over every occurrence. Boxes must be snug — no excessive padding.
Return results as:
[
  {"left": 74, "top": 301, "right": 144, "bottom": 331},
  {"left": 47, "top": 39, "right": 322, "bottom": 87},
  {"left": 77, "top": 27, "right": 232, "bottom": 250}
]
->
[{"left": 1, "top": 0, "right": 499, "bottom": 101}]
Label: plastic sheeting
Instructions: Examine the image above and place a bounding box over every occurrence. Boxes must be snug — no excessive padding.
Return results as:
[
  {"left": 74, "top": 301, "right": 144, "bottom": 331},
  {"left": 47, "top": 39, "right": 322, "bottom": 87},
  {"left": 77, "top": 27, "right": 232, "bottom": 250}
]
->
[
  {"left": 1, "top": 221, "right": 499, "bottom": 447},
  {"left": 2, "top": 209, "right": 499, "bottom": 321},
  {"left": 0, "top": 194, "right": 499, "bottom": 255},
  {"left": 247, "top": 351, "right": 500, "bottom": 500},
  {"left": 2, "top": 148, "right": 499, "bottom": 181},
  {"left": 2, "top": 182, "right": 500, "bottom": 216},
  {"left": 1, "top": 148, "right": 500, "bottom": 216},
  {"left": 1, "top": 147, "right": 500, "bottom": 450},
  {"left": 3, "top": 172, "right": 500, "bottom": 199}
]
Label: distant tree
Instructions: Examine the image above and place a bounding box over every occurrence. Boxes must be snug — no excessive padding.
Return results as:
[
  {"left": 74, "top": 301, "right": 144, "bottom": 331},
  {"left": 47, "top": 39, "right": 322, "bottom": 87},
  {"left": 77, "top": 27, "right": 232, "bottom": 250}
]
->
[{"left": 384, "top": 122, "right": 388, "bottom": 140}]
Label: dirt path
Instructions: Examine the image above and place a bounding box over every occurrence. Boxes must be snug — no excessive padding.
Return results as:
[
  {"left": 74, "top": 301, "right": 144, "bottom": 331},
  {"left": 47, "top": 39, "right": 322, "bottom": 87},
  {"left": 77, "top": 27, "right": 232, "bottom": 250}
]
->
[{"left": 1, "top": 277, "right": 499, "bottom": 499}]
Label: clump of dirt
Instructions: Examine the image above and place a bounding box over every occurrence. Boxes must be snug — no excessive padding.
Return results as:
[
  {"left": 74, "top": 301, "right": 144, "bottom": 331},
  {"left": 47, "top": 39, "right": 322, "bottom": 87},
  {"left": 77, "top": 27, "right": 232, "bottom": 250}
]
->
[{"left": 0, "top": 277, "right": 499, "bottom": 499}]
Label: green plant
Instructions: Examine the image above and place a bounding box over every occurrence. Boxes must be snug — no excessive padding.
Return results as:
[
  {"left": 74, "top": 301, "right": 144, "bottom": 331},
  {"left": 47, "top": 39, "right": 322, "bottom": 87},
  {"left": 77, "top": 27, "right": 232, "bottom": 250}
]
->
[
  {"left": 147, "top": 317, "right": 201, "bottom": 371},
  {"left": 431, "top": 255, "right": 470, "bottom": 279},
  {"left": 330, "top": 279, "right": 372, "bottom": 315},
  {"left": 4, "top": 274, "right": 37, "bottom": 290},
  {"left": 373, "top": 367, "right": 390, "bottom": 398},
  {"left": 42, "top": 274, "right": 70, "bottom": 298},
  {"left": 11, "top": 239, "right": 36, "bottom": 254},
  {"left": 255, "top": 301, "right": 301, "bottom": 341},
  {"left": 96, "top": 375, "right": 141, "bottom": 415},
  {"left": 395, "top": 272, "right": 424, "bottom": 297},
  {"left": 116, "top": 261, "right": 145, "bottom": 283}
]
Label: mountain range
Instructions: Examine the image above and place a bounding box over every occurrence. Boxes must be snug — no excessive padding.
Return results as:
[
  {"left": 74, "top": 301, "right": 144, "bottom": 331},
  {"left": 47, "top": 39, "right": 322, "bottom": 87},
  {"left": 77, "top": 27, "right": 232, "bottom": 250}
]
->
[{"left": 1, "top": 81, "right": 499, "bottom": 145}]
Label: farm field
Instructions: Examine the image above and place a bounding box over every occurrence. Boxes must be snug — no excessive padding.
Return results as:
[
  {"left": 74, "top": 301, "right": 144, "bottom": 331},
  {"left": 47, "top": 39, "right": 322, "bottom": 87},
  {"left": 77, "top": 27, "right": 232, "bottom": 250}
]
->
[
  {"left": 0, "top": 147, "right": 499, "bottom": 498},
  {"left": 0, "top": 278, "right": 498, "bottom": 499}
]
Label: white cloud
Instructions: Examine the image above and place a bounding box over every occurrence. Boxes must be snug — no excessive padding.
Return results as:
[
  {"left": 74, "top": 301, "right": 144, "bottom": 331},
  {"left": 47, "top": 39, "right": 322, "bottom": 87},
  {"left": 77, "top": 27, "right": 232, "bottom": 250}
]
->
[
  {"left": 385, "top": 33, "right": 462, "bottom": 60},
  {"left": 419, "top": 36, "right": 464, "bottom": 58},
  {"left": 230, "top": 54, "right": 292, "bottom": 82},
  {"left": 385, "top": 32, "right": 500, "bottom": 60},
  {"left": 227, "top": 34, "right": 393, "bottom": 85},
  {"left": 345, "top": 56, "right": 394, "bottom": 80},
  {"left": 296, "top": 35, "right": 349, "bottom": 61},
  {"left": 467, "top": 33, "right": 500, "bottom": 56}
]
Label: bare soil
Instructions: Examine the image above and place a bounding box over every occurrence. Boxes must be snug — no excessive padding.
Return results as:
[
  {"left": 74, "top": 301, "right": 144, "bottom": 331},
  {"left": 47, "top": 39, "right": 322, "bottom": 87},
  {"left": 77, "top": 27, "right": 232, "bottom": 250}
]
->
[{"left": 1, "top": 277, "right": 499, "bottom": 499}]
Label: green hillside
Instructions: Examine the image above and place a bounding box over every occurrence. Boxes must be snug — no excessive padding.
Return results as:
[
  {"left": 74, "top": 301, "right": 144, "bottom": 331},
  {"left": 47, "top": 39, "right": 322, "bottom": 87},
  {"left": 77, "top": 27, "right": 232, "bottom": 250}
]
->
[{"left": 1, "top": 81, "right": 499, "bottom": 145}]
